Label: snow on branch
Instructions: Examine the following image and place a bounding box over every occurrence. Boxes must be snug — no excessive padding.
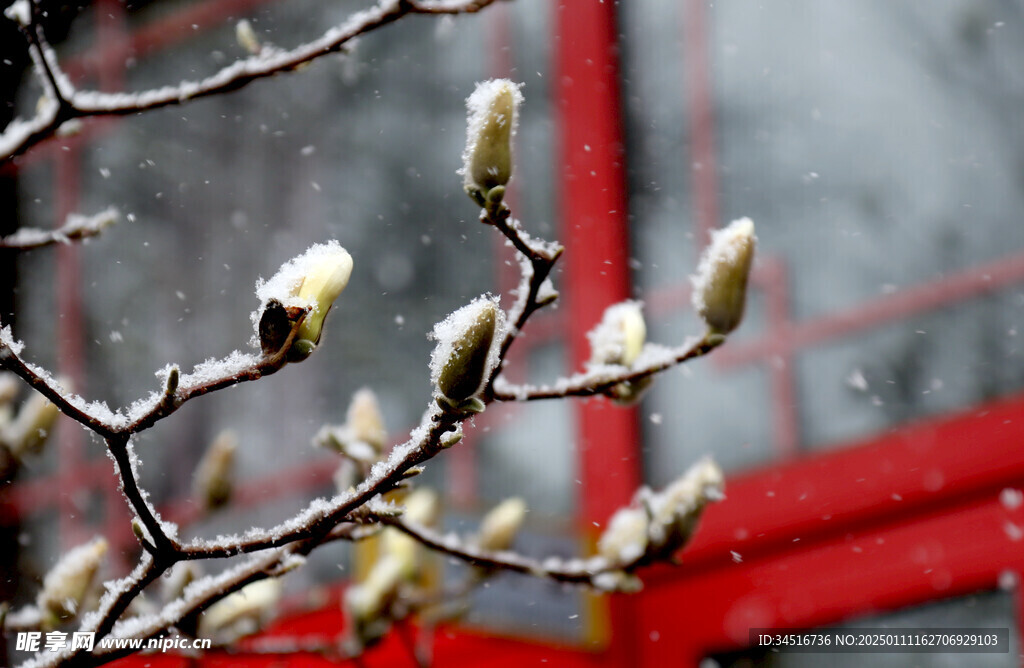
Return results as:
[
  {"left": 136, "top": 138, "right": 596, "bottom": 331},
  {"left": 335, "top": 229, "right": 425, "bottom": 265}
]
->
[
  {"left": 0, "top": 0, "right": 501, "bottom": 162},
  {"left": 0, "top": 208, "right": 119, "bottom": 250},
  {"left": 0, "top": 65, "right": 756, "bottom": 666}
]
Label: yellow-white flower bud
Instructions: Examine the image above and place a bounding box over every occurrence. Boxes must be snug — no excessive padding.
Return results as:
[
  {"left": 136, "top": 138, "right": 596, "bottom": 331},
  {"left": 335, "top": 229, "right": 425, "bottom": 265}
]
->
[
  {"left": 648, "top": 457, "right": 724, "bottom": 555},
  {"left": 193, "top": 430, "right": 237, "bottom": 511},
  {"left": 254, "top": 241, "right": 353, "bottom": 360},
  {"left": 586, "top": 301, "right": 650, "bottom": 404},
  {"left": 597, "top": 507, "right": 649, "bottom": 565},
  {"left": 199, "top": 578, "right": 282, "bottom": 641},
  {"left": 38, "top": 538, "right": 107, "bottom": 621},
  {"left": 588, "top": 301, "right": 647, "bottom": 367},
  {"left": 346, "top": 388, "right": 386, "bottom": 454},
  {"left": 161, "top": 562, "right": 202, "bottom": 603},
  {"left": 382, "top": 488, "right": 440, "bottom": 579},
  {"left": 295, "top": 248, "right": 353, "bottom": 349},
  {"left": 343, "top": 554, "right": 404, "bottom": 643},
  {"left": 431, "top": 296, "right": 503, "bottom": 405},
  {"left": 691, "top": 218, "right": 757, "bottom": 335},
  {"left": 475, "top": 497, "right": 527, "bottom": 552},
  {"left": 7, "top": 392, "right": 60, "bottom": 459},
  {"left": 0, "top": 372, "right": 19, "bottom": 405},
  {"left": 460, "top": 79, "right": 523, "bottom": 201},
  {"left": 236, "top": 19, "right": 261, "bottom": 55}
]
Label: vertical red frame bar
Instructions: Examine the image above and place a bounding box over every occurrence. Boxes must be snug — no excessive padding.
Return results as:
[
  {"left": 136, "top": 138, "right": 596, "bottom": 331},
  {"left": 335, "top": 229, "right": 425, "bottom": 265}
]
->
[{"left": 554, "top": 0, "right": 640, "bottom": 662}]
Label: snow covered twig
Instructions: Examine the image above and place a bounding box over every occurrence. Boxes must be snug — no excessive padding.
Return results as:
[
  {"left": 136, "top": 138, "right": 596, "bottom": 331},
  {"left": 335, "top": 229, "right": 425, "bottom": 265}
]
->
[{"left": 0, "top": 0, "right": 500, "bottom": 162}]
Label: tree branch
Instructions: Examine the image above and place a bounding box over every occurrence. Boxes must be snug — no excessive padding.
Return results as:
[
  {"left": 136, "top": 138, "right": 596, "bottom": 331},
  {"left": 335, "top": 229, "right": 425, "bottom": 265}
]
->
[
  {"left": 0, "top": 208, "right": 118, "bottom": 250},
  {"left": 0, "top": 0, "right": 501, "bottom": 162},
  {"left": 491, "top": 334, "right": 725, "bottom": 401},
  {"left": 377, "top": 515, "right": 640, "bottom": 589}
]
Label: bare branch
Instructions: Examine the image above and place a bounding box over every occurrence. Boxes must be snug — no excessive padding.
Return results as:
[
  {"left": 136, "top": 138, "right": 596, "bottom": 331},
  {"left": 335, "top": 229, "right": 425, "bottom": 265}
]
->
[
  {"left": 179, "top": 405, "right": 462, "bottom": 559},
  {"left": 0, "top": 0, "right": 500, "bottom": 162},
  {"left": 492, "top": 334, "right": 725, "bottom": 401},
  {"left": 0, "top": 208, "right": 118, "bottom": 250},
  {"left": 378, "top": 515, "right": 638, "bottom": 589}
]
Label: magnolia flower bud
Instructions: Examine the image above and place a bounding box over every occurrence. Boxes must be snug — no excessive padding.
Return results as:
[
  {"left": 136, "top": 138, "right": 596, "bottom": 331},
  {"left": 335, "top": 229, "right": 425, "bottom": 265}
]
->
[
  {"left": 38, "top": 537, "right": 107, "bottom": 621},
  {"left": 236, "top": 19, "right": 261, "bottom": 55},
  {"left": 0, "top": 372, "right": 18, "bottom": 405},
  {"left": 382, "top": 488, "right": 440, "bottom": 579},
  {"left": 460, "top": 79, "right": 523, "bottom": 202},
  {"left": 254, "top": 241, "right": 353, "bottom": 361},
  {"left": 475, "top": 498, "right": 527, "bottom": 552},
  {"left": 199, "top": 578, "right": 282, "bottom": 641},
  {"left": 586, "top": 301, "right": 650, "bottom": 404},
  {"left": 597, "top": 506, "right": 649, "bottom": 565},
  {"left": 7, "top": 392, "right": 60, "bottom": 459},
  {"left": 193, "top": 430, "right": 238, "bottom": 511},
  {"left": 344, "top": 554, "right": 404, "bottom": 646},
  {"left": 161, "top": 562, "right": 202, "bottom": 603},
  {"left": 691, "top": 218, "right": 756, "bottom": 335},
  {"left": 647, "top": 457, "right": 724, "bottom": 556},
  {"left": 431, "top": 296, "right": 504, "bottom": 405},
  {"left": 346, "top": 388, "right": 386, "bottom": 454},
  {"left": 588, "top": 301, "right": 647, "bottom": 368}
]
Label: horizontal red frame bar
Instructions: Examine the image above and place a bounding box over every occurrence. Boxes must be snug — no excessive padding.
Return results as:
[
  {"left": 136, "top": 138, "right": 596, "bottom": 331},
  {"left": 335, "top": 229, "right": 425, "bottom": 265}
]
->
[
  {"left": 640, "top": 491, "right": 1024, "bottom": 664},
  {"left": 716, "top": 249, "right": 1024, "bottom": 368},
  {"left": 677, "top": 389, "right": 1024, "bottom": 571}
]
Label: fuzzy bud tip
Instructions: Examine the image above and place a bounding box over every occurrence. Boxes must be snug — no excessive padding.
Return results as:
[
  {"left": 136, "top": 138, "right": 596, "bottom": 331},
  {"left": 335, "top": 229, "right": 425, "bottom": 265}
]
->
[
  {"left": 691, "top": 218, "right": 756, "bottom": 335},
  {"left": 460, "top": 79, "right": 523, "bottom": 201}
]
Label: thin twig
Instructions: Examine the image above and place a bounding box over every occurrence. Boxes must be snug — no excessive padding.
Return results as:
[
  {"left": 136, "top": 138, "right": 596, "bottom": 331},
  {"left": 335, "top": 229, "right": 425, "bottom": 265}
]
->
[
  {"left": 379, "top": 516, "right": 634, "bottom": 588},
  {"left": 179, "top": 407, "right": 461, "bottom": 559},
  {"left": 0, "top": 0, "right": 500, "bottom": 162},
  {"left": 492, "top": 334, "right": 725, "bottom": 401},
  {"left": 0, "top": 208, "right": 118, "bottom": 250}
]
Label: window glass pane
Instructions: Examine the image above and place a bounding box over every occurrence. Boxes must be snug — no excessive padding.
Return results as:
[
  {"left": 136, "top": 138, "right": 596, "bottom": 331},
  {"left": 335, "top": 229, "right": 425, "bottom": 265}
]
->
[{"left": 622, "top": 0, "right": 1024, "bottom": 472}]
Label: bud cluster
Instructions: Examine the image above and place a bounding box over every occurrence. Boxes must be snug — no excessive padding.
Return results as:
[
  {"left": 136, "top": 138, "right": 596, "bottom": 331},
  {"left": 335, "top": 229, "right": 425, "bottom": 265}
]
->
[
  {"left": 344, "top": 488, "right": 440, "bottom": 648},
  {"left": 598, "top": 458, "right": 724, "bottom": 566}
]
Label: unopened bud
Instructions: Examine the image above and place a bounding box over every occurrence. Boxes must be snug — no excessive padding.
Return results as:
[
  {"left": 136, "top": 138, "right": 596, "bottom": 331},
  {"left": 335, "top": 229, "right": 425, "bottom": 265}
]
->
[
  {"left": 193, "top": 430, "right": 238, "bottom": 511},
  {"left": 588, "top": 301, "right": 647, "bottom": 368},
  {"left": 7, "top": 392, "right": 60, "bottom": 459},
  {"left": 439, "top": 427, "right": 463, "bottom": 449},
  {"left": 161, "top": 561, "right": 202, "bottom": 603},
  {"left": 382, "top": 488, "right": 440, "bottom": 579},
  {"left": 476, "top": 498, "right": 527, "bottom": 552},
  {"left": 604, "top": 376, "right": 653, "bottom": 406},
  {"left": 346, "top": 388, "right": 386, "bottom": 454},
  {"left": 0, "top": 373, "right": 18, "bottom": 405},
  {"left": 431, "top": 296, "right": 503, "bottom": 404},
  {"left": 199, "top": 578, "right": 282, "bottom": 641},
  {"left": 691, "top": 218, "right": 756, "bottom": 335},
  {"left": 236, "top": 19, "right": 261, "bottom": 55},
  {"left": 163, "top": 365, "right": 179, "bottom": 396},
  {"left": 38, "top": 537, "right": 107, "bottom": 621},
  {"left": 597, "top": 507, "right": 649, "bottom": 565},
  {"left": 254, "top": 241, "right": 353, "bottom": 361},
  {"left": 344, "top": 554, "right": 404, "bottom": 644},
  {"left": 587, "top": 301, "right": 649, "bottom": 404},
  {"left": 647, "top": 457, "right": 724, "bottom": 556},
  {"left": 460, "top": 79, "right": 523, "bottom": 203}
]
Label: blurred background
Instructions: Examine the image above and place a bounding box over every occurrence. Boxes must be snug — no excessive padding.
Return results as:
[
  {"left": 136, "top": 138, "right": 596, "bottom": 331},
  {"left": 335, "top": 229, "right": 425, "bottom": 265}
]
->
[{"left": 2, "top": 0, "right": 1024, "bottom": 666}]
